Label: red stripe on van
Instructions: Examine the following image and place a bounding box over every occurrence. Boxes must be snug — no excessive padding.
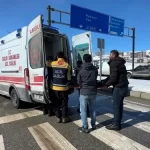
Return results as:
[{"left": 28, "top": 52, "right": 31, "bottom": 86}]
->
[
  {"left": 30, "top": 83, "right": 43, "bottom": 86},
  {"left": 0, "top": 76, "right": 43, "bottom": 86},
  {"left": 0, "top": 76, "right": 24, "bottom": 82},
  {"left": 34, "top": 76, "right": 43, "bottom": 82},
  {"left": 0, "top": 81, "right": 24, "bottom": 85}
]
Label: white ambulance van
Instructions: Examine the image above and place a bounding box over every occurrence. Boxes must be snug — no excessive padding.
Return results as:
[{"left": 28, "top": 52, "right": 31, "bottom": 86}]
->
[{"left": 0, "top": 15, "right": 72, "bottom": 108}]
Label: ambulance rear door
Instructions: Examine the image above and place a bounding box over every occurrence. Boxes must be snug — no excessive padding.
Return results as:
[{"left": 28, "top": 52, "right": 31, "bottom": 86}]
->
[
  {"left": 27, "top": 15, "right": 45, "bottom": 103},
  {"left": 72, "top": 32, "right": 92, "bottom": 69}
]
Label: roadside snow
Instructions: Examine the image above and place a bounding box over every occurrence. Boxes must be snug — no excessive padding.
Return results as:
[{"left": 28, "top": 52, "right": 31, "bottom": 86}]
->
[
  {"left": 129, "top": 79, "right": 150, "bottom": 93},
  {"left": 97, "top": 76, "right": 150, "bottom": 93}
]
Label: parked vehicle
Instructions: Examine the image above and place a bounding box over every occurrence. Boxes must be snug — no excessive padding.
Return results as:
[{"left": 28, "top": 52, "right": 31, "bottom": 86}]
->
[
  {"left": 127, "top": 65, "right": 150, "bottom": 79},
  {"left": 0, "top": 15, "right": 72, "bottom": 108}
]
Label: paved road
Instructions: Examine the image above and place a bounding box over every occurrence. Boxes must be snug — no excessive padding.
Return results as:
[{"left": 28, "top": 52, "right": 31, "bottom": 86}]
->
[{"left": 0, "top": 91, "right": 150, "bottom": 150}]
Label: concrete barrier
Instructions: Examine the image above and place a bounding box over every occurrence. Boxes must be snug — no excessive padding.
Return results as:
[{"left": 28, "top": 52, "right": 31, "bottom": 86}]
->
[
  {"left": 129, "top": 91, "right": 141, "bottom": 98},
  {"left": 141, "top": 92, "right": 150, "bottom": 100}
]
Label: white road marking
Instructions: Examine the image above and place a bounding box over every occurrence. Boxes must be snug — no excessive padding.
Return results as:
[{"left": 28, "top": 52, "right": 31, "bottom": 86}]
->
[
  {"left": 125, "top": 99, "right": 150, "bottom": 108},
  {"left": 97, "top": 93, "right": 150, "bottom": 108},
  {"left": 97, "top": 93, "right": 150, "bottom": 113},
  {"left": 29, "top": 122, "right": 77, "bottom": 150},
  {"left": 0, "top": 135, "right": 5, "bottom": 150},
  {"left": 98, "top": 106, "right": 150, "bottom": 133},
  {"left": 0, "top": 110, "right": 43, "bottom": 125},
  {"left": 124, "top": 102, "right": 150, "bottom": 113},
  {"left": 103, "top": 111, "right": 150, "bottom": 133},
  {"left": 74, "top": 119, "right": 149, "bottom": 150}
]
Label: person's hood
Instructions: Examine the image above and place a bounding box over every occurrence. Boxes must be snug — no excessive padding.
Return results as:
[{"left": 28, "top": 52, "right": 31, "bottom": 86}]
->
[
  {"left": 82, "top": 62, "right": 95, "bottom": 70},
  {"left": 108, "top": 57, "right": 126, "bottom": 65}
]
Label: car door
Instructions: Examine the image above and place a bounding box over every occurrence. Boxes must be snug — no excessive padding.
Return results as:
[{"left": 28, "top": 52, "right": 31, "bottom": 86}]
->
[
  {"left": 132, "top": 65, "right": 143, "bottom": 77},
  {"left": 139, "top": 65, "right": 150, "bottom": 78}
]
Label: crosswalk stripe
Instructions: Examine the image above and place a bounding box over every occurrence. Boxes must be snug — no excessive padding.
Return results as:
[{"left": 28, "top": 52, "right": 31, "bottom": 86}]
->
[
  {"left": 97, "top": 93, "right": 150, "bottom": 113},
  {"left": 0, "top": 110, "right": 43, "bottom": 125},
  {"left": 0, "top": 135, "right": 5, "bottom": 150},
  {"left": 28, "top": 122, "right": 77, "bottom": 150},
  {"left": 124, "top": 101, "right": 150, "bottom": 113},
  {"left": 125, "top": 100, "right": 150, "bottom": 108},
  {"left": 74, "top": 119, "right": 149, "bottom": 150},
  {"left": 100, "top": 107, "right": 150, "bottom": 133},
  {"left": 103, "top": 111, "right": 150, "bottom": 133}
]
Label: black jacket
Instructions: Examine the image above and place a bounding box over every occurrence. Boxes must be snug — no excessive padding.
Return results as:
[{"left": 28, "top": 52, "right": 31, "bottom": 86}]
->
[
  {"left": 104, "top": 57, "right": 129, "bottom": 88},
  {"left": 77, "top": 63, "right": 98, "bottom": 95}
]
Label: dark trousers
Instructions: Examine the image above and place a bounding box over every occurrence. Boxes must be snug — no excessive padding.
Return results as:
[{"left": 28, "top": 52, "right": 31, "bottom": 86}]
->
[
  {"left": 53, "top": 91, "right": 68, "bottom": 118},
  {"left": 112, "top": 86, "right": 128, "bottom": 126}
]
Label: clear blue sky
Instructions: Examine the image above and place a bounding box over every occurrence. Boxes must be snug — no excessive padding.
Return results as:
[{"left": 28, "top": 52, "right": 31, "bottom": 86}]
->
[{"left": 0, "top": 0, "right": 150, "bottom": 54}]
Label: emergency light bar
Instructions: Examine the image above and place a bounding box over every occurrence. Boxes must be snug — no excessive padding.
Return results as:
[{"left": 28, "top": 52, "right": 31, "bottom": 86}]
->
[
  {"left": 17, "top": 28, "right": 22, "bottom": 33},
  {"left": 49, "top": 26, "right": 58, "bottom": 31},
  {"left": 1, "top": 40, "right": 5, "bottom": 44},
  {"left": 16, "top": 33, "right": 21, "bottom": 38},
  {"left": 16, "top": 28, "right": 22, "bottom": 38}
]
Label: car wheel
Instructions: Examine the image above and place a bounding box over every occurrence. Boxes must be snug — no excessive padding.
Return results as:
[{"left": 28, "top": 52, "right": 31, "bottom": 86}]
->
[
  {"left": 10, "top": 89, "right": 21, "bottom": 109},
  {"left": 127, "top": 72, "right": 132, "bottom": 79}
]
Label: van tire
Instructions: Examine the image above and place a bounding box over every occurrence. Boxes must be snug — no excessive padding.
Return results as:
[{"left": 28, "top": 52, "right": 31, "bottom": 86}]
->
[{"left": 10, "top": 89, "right": 21, "bottom": 109}]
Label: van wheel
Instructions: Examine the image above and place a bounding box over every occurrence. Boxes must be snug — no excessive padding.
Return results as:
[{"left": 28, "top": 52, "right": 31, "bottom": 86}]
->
[{"left": 10, "top": 89, "right": 21, "bottom": 109}]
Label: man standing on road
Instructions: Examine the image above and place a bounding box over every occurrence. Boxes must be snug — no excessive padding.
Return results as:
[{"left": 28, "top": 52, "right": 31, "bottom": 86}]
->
[
  {"left": 77, "top": 54, "right": 98, "bottom": 133},
  {"left": 48, "top": 52, "right": 71, "bottom": 123},
  {"left": 102, "top": 50, "right": 129, "bottom": 131}
]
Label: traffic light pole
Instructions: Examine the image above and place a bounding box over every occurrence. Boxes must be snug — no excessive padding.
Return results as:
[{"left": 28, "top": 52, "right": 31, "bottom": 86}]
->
[{"left": 47, "top": 5, "right": 136, "bottom": 71}]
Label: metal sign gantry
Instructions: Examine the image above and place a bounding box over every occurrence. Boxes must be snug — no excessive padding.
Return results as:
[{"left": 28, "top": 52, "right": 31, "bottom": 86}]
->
[{"left": 47, "top": 5, "right": 135, "bottom": 70}]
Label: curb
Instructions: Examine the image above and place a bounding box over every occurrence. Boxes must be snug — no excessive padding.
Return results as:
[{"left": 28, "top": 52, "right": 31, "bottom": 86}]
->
[{"left": 101, "top": 88, "right": 150, "bottom": 101}]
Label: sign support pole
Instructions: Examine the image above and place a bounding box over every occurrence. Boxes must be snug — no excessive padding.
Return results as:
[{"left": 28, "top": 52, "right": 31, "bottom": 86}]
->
[
  {"left": 97, "top": 39, "right": 104, "bottom": 81},
  {"left": 100, "top": 48, "right": 102, "bottom": 81},
  {"left": 47, "top": 5, "right": 51, "bottom": 26},
  {"left": 132, "top": 28, "right": 135, "bottom": 71}
]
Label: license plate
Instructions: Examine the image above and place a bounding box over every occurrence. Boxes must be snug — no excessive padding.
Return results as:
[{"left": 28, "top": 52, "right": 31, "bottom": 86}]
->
[{"left": 34, "top": 94, "right": 43, "bottom": 101}]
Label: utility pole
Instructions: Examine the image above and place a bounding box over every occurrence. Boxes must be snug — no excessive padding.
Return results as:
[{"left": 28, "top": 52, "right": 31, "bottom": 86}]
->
[
  {"left": 132, "top": 28, "right": 135, "bottom": 71},
  {"left": 97, "top": 38, "right": 104, "bottom": 81}
]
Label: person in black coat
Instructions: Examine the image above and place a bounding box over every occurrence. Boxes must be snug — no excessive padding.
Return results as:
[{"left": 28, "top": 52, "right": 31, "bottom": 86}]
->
[{"left": 102, "top": 50, "right": 129, "bottom": 131}]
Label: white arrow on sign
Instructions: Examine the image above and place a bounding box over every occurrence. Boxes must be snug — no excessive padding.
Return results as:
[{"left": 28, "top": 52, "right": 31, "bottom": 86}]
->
[{"left": 79, "top": 25, "right": 83, "bottom": 28}]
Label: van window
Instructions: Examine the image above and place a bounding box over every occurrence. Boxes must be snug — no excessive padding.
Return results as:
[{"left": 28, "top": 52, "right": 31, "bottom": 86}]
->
[{"left": 29, "top": 33, "right": 43, "bottom": 69}]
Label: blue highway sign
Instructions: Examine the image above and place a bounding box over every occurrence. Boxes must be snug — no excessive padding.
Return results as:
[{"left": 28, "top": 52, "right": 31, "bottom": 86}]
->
[{"left": 70, "top": 5, "right": 125, "bottom": 37}]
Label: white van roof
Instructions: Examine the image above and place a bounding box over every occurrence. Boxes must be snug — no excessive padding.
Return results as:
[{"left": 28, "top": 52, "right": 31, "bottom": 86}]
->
[{"left": 0, "top": 26, "right": 27, "bottom": 44}]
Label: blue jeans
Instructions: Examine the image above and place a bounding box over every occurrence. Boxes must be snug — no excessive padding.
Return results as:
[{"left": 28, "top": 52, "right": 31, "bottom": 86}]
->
[
  {"left": 80, "top": 95, "right": 96, "bottom": 129},
  {"left": 113, "top": 86, "right": 128, "bottom": 126}
]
